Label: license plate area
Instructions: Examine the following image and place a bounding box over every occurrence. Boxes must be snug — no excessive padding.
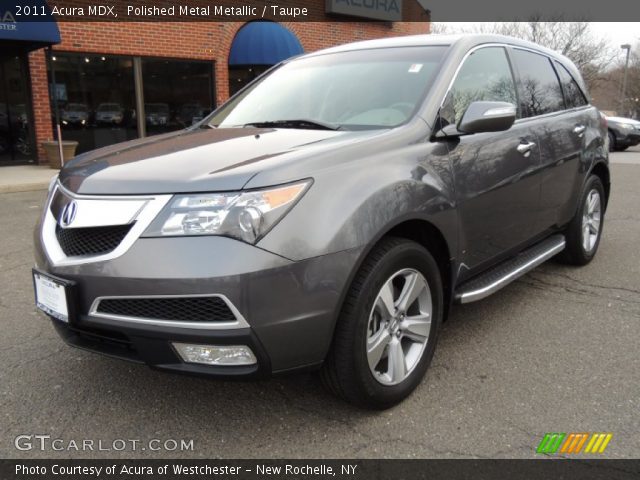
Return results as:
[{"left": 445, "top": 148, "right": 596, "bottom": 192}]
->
[{"left": 33, "top": 269, "right": 77, "bottom": 323}]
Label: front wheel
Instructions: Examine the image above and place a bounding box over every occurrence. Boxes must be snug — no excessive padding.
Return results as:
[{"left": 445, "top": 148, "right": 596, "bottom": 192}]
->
[
  {"left": 558, "top": 175, "right": 605, "bottom": 265},
  {"left": 321, "top": 237, "right": 443, "bottom": 409}
]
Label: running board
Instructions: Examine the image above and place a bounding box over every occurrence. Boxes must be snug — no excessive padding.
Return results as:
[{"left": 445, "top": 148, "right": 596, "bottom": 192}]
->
[{"left": 454, "top": 234, "right": 566, "bottom": 304}]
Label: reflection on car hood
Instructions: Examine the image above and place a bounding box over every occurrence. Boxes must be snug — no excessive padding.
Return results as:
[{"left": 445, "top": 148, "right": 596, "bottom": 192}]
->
[{"left": 59, "top": 127, "right": 380, "bottom": 195}]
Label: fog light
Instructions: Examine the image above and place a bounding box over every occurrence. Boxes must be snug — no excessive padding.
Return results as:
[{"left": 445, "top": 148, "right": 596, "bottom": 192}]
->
[{"left": 173, "top": 343, "right": 257, "bottom": 366}]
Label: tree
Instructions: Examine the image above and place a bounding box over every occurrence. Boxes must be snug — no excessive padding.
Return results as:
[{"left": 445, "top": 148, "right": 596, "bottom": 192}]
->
[{"left": 589, "top": 42, "right": 639, "bottom": 116}]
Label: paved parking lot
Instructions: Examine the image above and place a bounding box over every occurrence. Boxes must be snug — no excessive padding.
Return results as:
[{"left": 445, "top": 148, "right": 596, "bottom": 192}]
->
[{"left": 1, "top": 150, "right": 639, "bottom": 459}]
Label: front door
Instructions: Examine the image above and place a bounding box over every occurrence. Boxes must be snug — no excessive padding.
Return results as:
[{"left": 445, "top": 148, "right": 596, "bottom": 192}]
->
[
  {"left": 0, "top": 53, "right": 35, "bottom": 165},
  {"left": 439, "top": 46, "right": 541, "bottom": 278}
]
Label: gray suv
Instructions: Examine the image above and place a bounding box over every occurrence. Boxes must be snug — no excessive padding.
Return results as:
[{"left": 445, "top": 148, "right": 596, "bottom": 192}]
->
[{"left": 33, "top": 35, "right": 609, "bottom": 408}]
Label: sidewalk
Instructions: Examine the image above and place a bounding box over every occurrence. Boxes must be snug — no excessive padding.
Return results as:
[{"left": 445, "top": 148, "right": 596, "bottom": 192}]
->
[{"left": 0, "top": 165, "right": 59, "bottom": 194}]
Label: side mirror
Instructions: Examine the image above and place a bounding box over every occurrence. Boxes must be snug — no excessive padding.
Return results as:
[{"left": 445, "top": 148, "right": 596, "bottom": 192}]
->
[{"left": 458, "top": 101, "right": 516, "bottom": 134}]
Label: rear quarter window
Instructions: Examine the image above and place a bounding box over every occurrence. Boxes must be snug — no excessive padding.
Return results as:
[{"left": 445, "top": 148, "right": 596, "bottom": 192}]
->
[{"left": 554, "top": 61, "right": 588, "bottom": 109}]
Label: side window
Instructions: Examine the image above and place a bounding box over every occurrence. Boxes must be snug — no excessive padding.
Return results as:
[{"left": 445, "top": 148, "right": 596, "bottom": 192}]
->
[
  {"left": 445, "top": 47, "right": 517, "bottom": 126},
  {"left": 511, "top": 49, "right": 565, "bottom": 117},
  {"left": 554, "top": 61, "right": 588, "bottom": 109}
]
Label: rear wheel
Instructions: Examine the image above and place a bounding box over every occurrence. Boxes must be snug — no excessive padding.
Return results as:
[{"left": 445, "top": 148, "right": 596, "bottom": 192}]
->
[
  {"left": 321, "top": 237, "right": 443, "bottom": 409},
  {"left": 558, "top": 175, "right": 605, "bottom": 265}
]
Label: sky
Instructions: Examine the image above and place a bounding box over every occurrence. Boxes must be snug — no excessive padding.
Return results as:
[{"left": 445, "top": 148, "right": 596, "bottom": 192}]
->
[
  {"left": 436, "top": 22, "right": 639, "bottom": 61},
  {"left": 590, "top": 23, "right": 639, "bottom": 53}
]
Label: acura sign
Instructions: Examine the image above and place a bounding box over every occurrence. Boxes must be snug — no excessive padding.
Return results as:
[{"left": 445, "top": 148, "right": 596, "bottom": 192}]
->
[{"left": 326, "top": 0, "right": 403, "bottom": 21}]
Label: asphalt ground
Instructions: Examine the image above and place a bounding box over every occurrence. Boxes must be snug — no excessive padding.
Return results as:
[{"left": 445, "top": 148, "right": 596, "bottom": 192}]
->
[{"left": 1, "top": 149, "right": 638, "bottom": 459}]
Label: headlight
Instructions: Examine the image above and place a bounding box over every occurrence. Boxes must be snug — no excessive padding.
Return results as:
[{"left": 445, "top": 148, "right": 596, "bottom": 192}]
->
[
  {"left": 620, "top": 123, "right": 635, "bottom": 130},
  {"left": 143, "top": 180, "right": 311, "bottom": 244}
]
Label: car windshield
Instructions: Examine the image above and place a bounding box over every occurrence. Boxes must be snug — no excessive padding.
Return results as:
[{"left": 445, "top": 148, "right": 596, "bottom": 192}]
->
[
  {"left": 207, "top": 46, "right": 447, "bottom": 130},
  {"left": 67, "top": 104, "right": 87, "bottom": 111}
]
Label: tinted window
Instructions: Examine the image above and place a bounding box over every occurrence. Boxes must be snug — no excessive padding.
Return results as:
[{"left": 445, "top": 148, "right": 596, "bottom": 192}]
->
[
  {"left": 48, "top": 53, "right": 216, "bottom": 154},
  {"left": 49, "top": 53, "right": 137, "bottom": 155},
  {"left": 511, "top": 49, "right": 564, "bottom": 117},
  {"left": 554, "top": 61, "right": 588, "bottom": 109},
  {"left": 443, "top": 47, "right": 517, "bottom": 126},
  {"left": 142, "top": 59, "right": 215, "bottom": 134}
]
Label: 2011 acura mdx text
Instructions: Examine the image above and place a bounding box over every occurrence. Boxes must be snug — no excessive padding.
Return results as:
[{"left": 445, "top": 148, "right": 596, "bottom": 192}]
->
[{"left": 33, "top": 35, "right": 610, "bottom": 408}]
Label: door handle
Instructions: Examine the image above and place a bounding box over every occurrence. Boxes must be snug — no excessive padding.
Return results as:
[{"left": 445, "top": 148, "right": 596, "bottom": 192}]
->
[
  {"left": 574, "top": 125, "right": 586, "bottom": 136},
  {"left": 517, "top": 141, "right": 536, "bottom": 156}
]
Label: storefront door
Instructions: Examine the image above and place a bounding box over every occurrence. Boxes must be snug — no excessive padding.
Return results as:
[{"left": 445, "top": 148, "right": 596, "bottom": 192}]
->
[{"left": 0, "top": 54, "right": 35, "bottom": 165}]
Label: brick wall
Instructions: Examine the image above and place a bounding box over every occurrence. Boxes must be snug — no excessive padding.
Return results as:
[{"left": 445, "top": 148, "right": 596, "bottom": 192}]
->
[{"left": 28, "top": 18, "right": 429, "bottom": 162}]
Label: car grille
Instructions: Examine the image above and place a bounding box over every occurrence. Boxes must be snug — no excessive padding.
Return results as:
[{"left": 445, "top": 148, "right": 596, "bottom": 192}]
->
[
  {"left": 95, "top": 297, "right": 237, "bottom": 323},
  {"left": 55, "top": 223, "right": 133, "bottom": 257}
]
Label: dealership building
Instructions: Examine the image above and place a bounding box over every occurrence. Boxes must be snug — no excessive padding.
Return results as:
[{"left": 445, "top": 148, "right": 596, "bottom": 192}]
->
[{"left": 0, "top": 1, "right": 428, "bottom": 166}]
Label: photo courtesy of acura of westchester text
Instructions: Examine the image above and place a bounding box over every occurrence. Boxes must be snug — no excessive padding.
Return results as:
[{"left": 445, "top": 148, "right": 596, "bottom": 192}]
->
[{"left": 1, "top": 0, "right": 640, "bottom": 477}]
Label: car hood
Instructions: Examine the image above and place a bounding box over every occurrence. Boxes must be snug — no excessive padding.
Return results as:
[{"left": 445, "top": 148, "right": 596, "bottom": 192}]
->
[
  {"left": 59, "top": 127, "right": 381, "bottom": 195},
  {"left": 607, "top": 116, "right": 640, "bottom": 125}
]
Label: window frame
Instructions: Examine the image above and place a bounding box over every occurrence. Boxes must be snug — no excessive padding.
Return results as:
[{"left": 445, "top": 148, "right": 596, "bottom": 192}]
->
[{"left": 438, "top": 44, "right": 522, "bottom": 128}]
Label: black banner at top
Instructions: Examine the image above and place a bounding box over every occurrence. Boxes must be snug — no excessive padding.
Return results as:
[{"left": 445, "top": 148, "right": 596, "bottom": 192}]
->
[{"left": 5, "top": 0, "right": 640, "bottom": 22}]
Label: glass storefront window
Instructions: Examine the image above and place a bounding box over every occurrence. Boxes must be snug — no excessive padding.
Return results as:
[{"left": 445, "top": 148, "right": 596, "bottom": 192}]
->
[
  {"left": 47, "top": 53, "right": 215, "bottom": 155},
  {"left": 48, "top": 53, "right": 137, "bottom": 154},
  {"left": 228, "top": 66, "right": 270, "bottom": 97},
  {"left": 142, "top": 58, "right": 215, "bottom": 135},
  {"left": 0, "top": 54, "right": 35, "bottom": 165}
]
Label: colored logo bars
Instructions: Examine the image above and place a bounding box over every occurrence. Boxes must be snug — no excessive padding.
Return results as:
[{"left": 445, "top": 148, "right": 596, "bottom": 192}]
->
[{"left": 537, "top": 433, "right": 613, "bottom": 454}]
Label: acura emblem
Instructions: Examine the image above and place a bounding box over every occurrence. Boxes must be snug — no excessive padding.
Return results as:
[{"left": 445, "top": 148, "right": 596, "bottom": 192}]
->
[{"left": 60, "top": 201, "right": 78, "bottom": 227}]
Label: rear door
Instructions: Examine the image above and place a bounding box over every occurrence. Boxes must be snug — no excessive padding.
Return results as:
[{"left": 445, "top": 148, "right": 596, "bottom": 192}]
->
[
  {"left": 552, "top": 61, "right": 594, "bottom": 224},
  {"left": 441, "top": 46, "right": 542, "bottom": 276},
  {"left": 508, "top": 49, "right": 588, "bottom": 232}
]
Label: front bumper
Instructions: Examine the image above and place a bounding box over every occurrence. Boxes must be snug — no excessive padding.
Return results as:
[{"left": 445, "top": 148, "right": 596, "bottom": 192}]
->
[
  {"left": 615, "top": 130, "right": 640, "bottom": 147},
  {"left": 35, "top": 232, "right": 360, "bottom": 377},
  {"left": 50, "top": 312, "right": 271, "bottom": 378}
]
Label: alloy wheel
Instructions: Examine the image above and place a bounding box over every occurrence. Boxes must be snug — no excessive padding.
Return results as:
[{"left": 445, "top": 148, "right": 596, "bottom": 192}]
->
[
  {"left": 366, "top": 268, "right": 432, "bottom": 386},
  {"left": 582, "top": 189, "right": 602, "bottom": 253}
]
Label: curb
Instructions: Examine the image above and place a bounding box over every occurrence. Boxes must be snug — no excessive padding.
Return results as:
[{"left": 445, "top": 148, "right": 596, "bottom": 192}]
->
[{"left": 0, "top": 182, "right": 51, "bottom": 194}]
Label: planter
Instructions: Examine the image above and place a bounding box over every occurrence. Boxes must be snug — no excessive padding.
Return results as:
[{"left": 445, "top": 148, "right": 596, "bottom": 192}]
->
[{"left": 41, "top": 140, "right": 79, "bottom": 169}]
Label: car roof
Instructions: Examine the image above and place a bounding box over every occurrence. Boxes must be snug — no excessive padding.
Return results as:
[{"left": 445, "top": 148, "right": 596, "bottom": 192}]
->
[{"left": 303, "top": 34, "right": 560, "bottom": 59}]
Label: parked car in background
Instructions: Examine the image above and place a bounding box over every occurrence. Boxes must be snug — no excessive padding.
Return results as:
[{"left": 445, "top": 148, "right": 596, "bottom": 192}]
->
[
  {"left": 606, "top": 116, "right": 640, "bottom": 151},
  {"left": 177, "top": 103, "right": 206, "bottom": 127},
  {"left": 62, "top": 103, "right": 89, "bottom": 127},
  {"left": 145, "top": 103, "right": 170, "bottom": 127},
  {"left": 95, "top": 103, "right": 124, "bottom": 125},
  {"left": 33, "top": 35, "right": 610, "bottom": 409}
]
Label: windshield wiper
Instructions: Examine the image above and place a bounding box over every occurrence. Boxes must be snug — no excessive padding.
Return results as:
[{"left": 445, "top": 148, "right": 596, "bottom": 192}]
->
[{"left": 242, "top": 119, "right": 340, "bottom": 131}]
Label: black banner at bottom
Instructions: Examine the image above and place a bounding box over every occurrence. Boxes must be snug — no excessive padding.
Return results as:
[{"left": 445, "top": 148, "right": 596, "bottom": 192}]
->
[{"left": 2, "top": 459, "right": 639, "bottom": 480}]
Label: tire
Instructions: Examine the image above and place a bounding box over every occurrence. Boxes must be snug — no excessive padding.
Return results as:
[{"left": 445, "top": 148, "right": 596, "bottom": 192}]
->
[
  {"left": 321, "top": 237, "right": 443, "bottom": 409},
  {"left": 607, "top": 131, "right": 615, "bottom": 152},
  {"left": 618, "top": 146, "right": 629, "bottom": 152},
  {"left": 558, "top": 175, "right": 605, "bottom": 266}
]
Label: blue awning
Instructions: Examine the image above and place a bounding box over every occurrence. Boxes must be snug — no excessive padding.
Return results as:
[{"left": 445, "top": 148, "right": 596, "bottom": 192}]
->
[
  {"left": 0, "top": 1, "right": 60, "bottom": 49},
  {"left": 229, "top": 22, "right": 303, "bottom": 66}
]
